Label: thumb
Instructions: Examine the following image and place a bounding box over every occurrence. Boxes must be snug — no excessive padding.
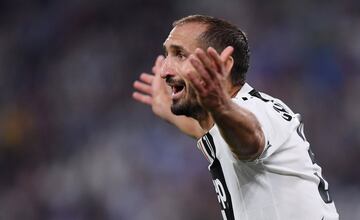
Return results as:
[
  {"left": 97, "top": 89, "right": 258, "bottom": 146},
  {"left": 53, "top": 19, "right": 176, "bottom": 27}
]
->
[
  {"left": 220, "top": 46, "right": 234, "bottom": 62},
  {"left": 152, "top": 55, "right": 165, "bottom": 75}
]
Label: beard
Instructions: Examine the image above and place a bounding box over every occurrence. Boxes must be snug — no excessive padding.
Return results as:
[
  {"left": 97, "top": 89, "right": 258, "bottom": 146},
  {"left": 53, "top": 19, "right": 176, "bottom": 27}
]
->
[{"left": 170, "top": 85, "right": 205, "bottom": 119}]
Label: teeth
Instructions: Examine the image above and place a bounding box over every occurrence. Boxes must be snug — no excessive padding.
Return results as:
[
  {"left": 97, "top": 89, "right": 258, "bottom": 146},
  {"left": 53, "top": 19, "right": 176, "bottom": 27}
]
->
[{"left": 171, "top": 85, "right": 184, "bottom": 95}]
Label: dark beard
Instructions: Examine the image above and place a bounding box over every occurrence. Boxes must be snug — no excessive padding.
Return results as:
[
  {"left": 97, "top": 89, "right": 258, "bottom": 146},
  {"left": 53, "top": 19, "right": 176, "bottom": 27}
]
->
[
  {"left": 171, "top": 99, "right": 204, "bottom": 118},
  {"left": 170, "top": 87, "right": 206, "bottom": 119}
]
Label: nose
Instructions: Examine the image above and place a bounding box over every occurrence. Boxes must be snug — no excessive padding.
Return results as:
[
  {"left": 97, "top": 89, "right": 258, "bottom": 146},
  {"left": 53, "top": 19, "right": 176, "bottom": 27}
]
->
[{"left": 160, "top": 57, "right": 175, "bottom": 79}]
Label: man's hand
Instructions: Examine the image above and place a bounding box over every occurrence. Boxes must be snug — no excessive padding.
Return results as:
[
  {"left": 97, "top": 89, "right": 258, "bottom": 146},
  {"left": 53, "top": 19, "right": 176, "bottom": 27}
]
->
[
  {"left": 187, "top": 46, "right": 265, "bottom": 160},
  {"left": 132, "top": 55, "right": 204, "bottom": 139},
  {"left": 186, "top": 46, "right": 234, "bottom": 113},
  {"left": 133, "top": 55, "right": 173, "bottom": 119}
]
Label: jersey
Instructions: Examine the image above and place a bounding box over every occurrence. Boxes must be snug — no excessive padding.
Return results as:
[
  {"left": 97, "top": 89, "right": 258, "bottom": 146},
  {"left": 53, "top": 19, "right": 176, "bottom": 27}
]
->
[{"left": 196, "top": 83, "right": 339, "bottom": 220}]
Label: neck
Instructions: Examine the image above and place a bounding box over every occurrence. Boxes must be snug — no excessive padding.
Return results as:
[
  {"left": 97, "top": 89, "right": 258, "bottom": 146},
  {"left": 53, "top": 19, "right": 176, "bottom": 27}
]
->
[
  {"left": 196, "top": 112, "right": 213, "bottom": 131},
  {"left": 230, "top": 84, "right": 242, "bottom": 98}
]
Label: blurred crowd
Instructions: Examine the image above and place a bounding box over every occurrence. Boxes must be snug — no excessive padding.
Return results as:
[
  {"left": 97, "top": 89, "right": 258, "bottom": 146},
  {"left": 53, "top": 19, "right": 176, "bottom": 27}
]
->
[{"left": 0, "top": 0, "right": 359, "bottom": 219}]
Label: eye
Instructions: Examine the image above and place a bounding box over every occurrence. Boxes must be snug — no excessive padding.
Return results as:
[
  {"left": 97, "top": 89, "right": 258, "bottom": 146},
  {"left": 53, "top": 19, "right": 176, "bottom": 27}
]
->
[{"left": 175, "top": 50, "right": 186, "bottom": 60}]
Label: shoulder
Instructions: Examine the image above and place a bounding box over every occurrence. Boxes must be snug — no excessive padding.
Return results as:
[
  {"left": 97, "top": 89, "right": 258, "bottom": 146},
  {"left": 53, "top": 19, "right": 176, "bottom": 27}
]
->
[{"left": 232, "top": 83, "right": 296, "bottom": 117}]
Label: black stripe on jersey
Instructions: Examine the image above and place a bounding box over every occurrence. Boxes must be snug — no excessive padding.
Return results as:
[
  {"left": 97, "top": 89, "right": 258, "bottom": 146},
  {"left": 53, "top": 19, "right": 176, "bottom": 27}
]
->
[
  {"left": 205, "top": 133, "right": 216, "bottom": 155},
  {"left": 210, "top": 158, "right": 235, "bottom": 220},
  {"left": 206, "top": 133, "right": 235, "bottom": 220},
  {"left": 249, "top": 89, "right": 270, "bottom": 102},
  {"left": 201, "top": 133, "right": 216, "bottom": 160},
  {"left": 201, "top": 137, "right": 215, "bottom": 160}
]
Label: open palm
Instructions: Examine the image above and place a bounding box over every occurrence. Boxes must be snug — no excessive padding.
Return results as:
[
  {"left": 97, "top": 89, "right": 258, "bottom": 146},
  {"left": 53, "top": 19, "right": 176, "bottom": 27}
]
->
[
  {"left": 132, "top": 55, "right": 172, "bottom": 120},
  {"left": 132, "top": 55, "right": 204, "bottom": 139}
]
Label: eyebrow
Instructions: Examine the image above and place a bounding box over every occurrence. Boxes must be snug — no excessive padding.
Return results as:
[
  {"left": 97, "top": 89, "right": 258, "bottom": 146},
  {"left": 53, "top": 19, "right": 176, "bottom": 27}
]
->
[{"left": 163, "top": 44, "right": 189, "bottom": 55}]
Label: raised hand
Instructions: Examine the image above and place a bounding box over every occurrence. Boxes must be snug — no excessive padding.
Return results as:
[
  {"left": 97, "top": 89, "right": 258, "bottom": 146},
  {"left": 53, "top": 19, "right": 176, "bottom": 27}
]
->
[
  {"left": 132, "top": 55, "right": 173, "bottom": 120},
  {"left": 187, "top": 46, "right": 234, "bottom": 113},
  {"left": 132, "top": 55, "right": 204, "bottom": 138}
]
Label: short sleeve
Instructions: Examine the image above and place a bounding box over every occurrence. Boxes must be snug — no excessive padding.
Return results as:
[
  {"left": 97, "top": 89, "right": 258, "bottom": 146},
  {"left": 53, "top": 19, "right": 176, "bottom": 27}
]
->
[{"left": 232, "top": 96, "right": 296, "bottom": 161}]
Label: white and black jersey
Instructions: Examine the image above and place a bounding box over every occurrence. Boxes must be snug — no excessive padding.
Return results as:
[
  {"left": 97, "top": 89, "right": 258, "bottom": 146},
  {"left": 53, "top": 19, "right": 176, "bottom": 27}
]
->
[{"left": 197, "top": 83, "right": 339, "bottom": 220}]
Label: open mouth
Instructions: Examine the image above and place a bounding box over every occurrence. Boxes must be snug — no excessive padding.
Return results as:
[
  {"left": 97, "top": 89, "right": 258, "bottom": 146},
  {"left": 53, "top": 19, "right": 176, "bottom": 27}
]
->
[
  {"left": 166, "top": 77, "right": 186, "bottom": 100},
  {"left": 172, "top": 84, "right": 185, "bottom": 95},
  {"left": 171, "top": 83, "right": 185, "bottom": 100}
]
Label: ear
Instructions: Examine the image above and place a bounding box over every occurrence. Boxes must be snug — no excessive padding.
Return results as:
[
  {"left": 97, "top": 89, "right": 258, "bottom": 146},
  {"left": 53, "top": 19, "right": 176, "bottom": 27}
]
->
[{"left": 224, "top": 56, "right": 234, "bottom": 77}]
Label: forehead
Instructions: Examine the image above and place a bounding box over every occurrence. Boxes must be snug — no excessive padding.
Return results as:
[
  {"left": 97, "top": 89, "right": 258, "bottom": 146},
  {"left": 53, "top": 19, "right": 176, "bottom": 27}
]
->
[{"left": 163, "top": 22, "right": 207, "bottom": 50}]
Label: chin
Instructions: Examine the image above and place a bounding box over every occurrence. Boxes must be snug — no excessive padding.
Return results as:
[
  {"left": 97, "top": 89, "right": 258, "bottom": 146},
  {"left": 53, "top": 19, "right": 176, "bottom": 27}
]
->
[
  {"left": 171, "top": 104, "right": 192, "bottom": 117},
  {"left": 171, "top": 99, "right": 203, "bottom": 118}
]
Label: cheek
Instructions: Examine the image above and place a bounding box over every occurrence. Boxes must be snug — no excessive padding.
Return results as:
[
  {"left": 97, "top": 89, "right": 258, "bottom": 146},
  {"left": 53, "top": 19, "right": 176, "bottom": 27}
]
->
[
  {"left": 179, "top": 60, "right": 197, "bottom": 81},
  {"left": 180, "top": 61, "right": 198, "bottom": 94},
  {"left": 187, "top": 85, "right": 199, "bottom": 102}
]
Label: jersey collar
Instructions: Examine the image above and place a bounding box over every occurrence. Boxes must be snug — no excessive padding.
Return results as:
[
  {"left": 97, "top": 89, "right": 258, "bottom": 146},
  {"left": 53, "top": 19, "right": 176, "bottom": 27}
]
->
[{"left": 234, "top": 83, "right": 253, "bottom": 98}]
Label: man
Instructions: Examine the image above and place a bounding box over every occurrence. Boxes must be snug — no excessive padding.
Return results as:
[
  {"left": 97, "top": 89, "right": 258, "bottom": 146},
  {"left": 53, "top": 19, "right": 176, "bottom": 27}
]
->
[{"left": 132, "top": 15, "right": 339, "bottom": 220}]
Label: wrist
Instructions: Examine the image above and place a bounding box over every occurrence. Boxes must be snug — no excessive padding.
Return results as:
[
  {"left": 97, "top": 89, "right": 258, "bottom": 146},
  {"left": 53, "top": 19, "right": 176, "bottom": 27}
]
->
[{"left": 209, "top": 98, "right": 234, "bottom": 119}]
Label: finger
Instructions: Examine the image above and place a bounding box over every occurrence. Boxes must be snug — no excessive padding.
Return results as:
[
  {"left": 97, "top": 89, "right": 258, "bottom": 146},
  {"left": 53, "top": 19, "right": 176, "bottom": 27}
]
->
[
  {"left": 132, "top": 92, "right": 152, "bottom": 105},
  {"left": 220, "top": 46, "right": 234, "bottom": 62},
  {"left": 139, "top": 73, "right": 154, "bottom": 84},
  {"left": 152, "top": 55, "right": 165, "bottom": 74},
  {"left": 208, "top": 46, "right": 233, "bottom": 74},
  {"left": 207, "top": 47, "right": 222, "bottom": 72},
  {"left": 155, "top": 55, "right": 165, "bottom": 68},
  {"left": 189, "top": 54, "right": 212, "bottom": 85},
  {"left": 185, "top": 70, "right": 206, "bottom": 95},
  {"left": 194, "top": 48, "right": 218, "bottom": 79},
  {"left": 133, "top": 80, "right": 152, "bottom": 95}
]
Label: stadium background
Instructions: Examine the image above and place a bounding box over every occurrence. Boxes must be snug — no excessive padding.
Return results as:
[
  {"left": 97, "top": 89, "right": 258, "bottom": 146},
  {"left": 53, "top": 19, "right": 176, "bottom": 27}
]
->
[{"left": 0, "top": 0, "right": 359, "bottom": 219}]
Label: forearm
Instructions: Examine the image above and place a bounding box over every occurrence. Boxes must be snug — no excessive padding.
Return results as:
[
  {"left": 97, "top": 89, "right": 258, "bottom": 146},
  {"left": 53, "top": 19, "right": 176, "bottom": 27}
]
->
[
  {"left": 160, "top": 110, "right": 205, "bottom": 139},
  {"left": 210, "top": 100, "right": 265, "bottom": 160}
]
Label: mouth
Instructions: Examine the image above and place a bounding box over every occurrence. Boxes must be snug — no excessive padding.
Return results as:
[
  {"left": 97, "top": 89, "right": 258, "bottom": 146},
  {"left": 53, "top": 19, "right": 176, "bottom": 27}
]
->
[{"left": 166, "top": 77, "right": 186, "bottom": 101}]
